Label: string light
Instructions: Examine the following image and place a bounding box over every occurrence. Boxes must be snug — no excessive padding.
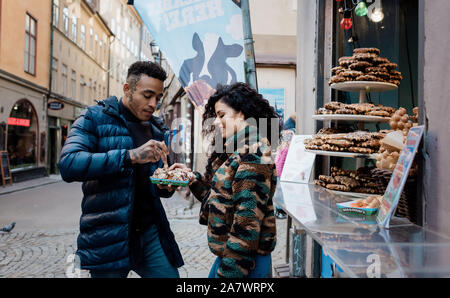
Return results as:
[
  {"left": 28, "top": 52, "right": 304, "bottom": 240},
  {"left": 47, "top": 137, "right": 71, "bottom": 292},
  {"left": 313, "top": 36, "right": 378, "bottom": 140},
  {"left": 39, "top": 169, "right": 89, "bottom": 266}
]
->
[
  {"left": 369, "top": 7, "right": 384, "bottom": 22},
  {"left": 355, "top": 0, "right": 369, "bottom": 17},
  {"left": 340, "top": 9, "right": 353, "bottom": 30}
]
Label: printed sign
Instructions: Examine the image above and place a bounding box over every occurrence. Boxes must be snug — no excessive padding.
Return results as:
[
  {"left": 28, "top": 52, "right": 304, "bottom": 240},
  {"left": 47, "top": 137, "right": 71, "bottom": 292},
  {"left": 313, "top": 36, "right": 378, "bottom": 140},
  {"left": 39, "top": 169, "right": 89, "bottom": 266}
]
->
[
  {"left": 377, "top": 126, "right": 425, "bottom": 228},
  {"left": 48, "top": 101, "right": 64, "bottom": 110},
  {"left": 280, "top": 135, "right": 316, "bottom": 184},
  {"left": 8, "top": 117, "right": 30, "bottom": 127},
  {"left": 0, "top": 151, "right": 12, "bottom": 187},
  {"left": 133, "top": 0, "right": 245, "bottom": 109}
]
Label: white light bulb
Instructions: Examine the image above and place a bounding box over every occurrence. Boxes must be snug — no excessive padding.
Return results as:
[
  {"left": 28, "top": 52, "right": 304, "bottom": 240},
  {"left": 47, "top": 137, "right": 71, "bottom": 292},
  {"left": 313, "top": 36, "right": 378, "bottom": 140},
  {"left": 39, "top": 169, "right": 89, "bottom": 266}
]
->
[{"left": 370, "top": 8, "right": 384, "bottom": 23}]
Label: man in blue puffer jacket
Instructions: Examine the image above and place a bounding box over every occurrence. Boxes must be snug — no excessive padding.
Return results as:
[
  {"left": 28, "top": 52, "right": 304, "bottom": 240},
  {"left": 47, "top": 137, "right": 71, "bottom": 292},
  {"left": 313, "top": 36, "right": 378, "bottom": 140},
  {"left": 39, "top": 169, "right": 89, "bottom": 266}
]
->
[{"left": 58, "top": 61, "right": 184, "bottom": 278}]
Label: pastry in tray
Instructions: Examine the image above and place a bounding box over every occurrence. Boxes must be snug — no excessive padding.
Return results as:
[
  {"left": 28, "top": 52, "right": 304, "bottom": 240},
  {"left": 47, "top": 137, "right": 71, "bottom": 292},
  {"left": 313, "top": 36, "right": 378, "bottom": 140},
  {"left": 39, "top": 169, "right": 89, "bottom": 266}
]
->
[{"left": 151, "top": 167, "right": 195, "bottom": 186}]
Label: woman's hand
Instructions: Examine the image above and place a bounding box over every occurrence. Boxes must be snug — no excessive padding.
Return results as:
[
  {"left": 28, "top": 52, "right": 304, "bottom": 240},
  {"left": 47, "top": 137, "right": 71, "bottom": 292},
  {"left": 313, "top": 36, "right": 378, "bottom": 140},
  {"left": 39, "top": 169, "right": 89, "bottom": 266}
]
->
[{"left": 169, "top": 163, "right": 196, "bottom": 185}]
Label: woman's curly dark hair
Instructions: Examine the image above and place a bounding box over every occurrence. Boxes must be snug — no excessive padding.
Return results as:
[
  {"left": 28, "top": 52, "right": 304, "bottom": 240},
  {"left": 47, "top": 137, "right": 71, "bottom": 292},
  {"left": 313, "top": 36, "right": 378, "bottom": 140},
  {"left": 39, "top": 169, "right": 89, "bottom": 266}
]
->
[{"left": 201, "top": 82, "right": 282, "bottom": 179}]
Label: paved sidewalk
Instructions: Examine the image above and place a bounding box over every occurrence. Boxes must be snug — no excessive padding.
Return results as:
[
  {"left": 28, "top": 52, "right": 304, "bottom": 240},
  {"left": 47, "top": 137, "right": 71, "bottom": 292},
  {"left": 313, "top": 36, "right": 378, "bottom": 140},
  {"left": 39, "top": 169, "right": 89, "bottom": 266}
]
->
[
  {"left": 0, "top": 175, "right": 62, "bottom": 197},
  {"left": 0, "top": 177, "right": 288, "bottom": 278}
]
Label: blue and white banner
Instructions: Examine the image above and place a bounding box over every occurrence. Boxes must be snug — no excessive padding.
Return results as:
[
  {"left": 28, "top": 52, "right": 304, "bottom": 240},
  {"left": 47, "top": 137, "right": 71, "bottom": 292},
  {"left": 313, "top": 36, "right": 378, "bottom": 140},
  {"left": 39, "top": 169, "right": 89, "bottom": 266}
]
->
[{"left": 133, "top": 0, "right": 246, "bottom": 107}]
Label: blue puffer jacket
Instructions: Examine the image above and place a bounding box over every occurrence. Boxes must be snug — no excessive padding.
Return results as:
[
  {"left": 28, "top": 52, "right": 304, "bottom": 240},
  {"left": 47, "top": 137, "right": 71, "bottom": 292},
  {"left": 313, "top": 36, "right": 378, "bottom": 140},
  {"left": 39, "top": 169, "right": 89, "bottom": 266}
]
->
[{"left": 58, "top": 96, "right": 184, "bottom": 271}]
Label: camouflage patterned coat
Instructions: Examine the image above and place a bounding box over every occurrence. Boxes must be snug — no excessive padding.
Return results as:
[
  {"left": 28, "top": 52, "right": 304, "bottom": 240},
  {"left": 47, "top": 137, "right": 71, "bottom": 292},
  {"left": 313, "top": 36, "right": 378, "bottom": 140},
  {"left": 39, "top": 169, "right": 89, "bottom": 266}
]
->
[{"left": 190, "top": 125, "right": 277, "bottom": 278}]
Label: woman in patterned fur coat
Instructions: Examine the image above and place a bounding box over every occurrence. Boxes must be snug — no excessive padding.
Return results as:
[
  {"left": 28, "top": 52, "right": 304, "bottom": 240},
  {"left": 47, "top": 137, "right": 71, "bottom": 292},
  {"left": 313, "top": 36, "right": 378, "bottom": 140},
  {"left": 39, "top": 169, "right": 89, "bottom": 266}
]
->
[{"left": 171, "top": 82, "right": 282, "bottom": 278}]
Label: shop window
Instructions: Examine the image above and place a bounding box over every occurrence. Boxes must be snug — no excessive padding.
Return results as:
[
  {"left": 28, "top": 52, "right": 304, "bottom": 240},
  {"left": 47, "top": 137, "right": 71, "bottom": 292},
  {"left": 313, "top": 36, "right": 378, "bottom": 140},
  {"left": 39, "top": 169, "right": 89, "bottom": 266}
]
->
[
  {"left": 7, "top": 100, "right": 38, "bottom": 169},
  {"left": 334, "top": 0, "right": 418, "bottom": 114}
]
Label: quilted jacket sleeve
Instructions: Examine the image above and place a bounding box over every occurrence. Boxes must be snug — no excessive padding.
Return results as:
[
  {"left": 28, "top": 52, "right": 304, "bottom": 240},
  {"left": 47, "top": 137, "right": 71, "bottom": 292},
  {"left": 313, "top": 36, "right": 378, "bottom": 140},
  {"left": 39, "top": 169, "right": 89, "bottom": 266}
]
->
[
  {"left": 189, "top": 172, "right": 212, "bottom": 203},
  {"left": 58, "top": 108, "right": 130, "bottom": 182}
]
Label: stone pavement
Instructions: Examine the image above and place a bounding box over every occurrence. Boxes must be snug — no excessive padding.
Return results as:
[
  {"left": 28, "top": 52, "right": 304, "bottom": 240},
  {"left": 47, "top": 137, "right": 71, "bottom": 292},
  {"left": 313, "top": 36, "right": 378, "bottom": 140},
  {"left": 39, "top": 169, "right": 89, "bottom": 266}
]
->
[{"left": 0, "top": 178, "right": 288, "bottom": 278}]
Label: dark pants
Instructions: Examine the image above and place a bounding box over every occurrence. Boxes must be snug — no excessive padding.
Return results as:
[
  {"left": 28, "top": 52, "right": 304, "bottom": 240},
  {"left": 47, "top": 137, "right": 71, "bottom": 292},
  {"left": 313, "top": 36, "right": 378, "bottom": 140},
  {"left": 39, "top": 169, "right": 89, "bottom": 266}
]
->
[{"left": 90, "top": 225, "right": 179, "bottom": 278}]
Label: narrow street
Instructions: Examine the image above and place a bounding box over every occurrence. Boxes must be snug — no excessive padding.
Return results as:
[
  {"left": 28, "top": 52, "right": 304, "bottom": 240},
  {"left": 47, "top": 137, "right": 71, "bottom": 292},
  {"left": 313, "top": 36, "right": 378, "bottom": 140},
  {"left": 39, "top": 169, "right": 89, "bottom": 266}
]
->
[{"left": 0, "top": 177, "right": 287, "bottom": 278}]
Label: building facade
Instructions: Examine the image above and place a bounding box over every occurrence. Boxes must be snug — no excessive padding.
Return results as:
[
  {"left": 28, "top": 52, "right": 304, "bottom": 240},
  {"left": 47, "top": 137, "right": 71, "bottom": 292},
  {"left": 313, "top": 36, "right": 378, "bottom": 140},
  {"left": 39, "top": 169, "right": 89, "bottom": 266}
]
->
[
  {"left": 251, "top": 0, "right": 297, "bottom": 124},
  {"left": 48, "top": 0, "right": 112, "bottom": 174},
  {"left": 0, "top": 0, "right": 51, "bottom": 181},
  {"left": 99, "top": 0, "right": 144, "bottom": 98}
]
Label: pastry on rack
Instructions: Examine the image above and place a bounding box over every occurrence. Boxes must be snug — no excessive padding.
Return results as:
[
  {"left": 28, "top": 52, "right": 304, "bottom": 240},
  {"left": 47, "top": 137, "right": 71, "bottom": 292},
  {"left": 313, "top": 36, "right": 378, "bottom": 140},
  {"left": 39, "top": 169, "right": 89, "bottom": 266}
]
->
[
  {"left": 315, "top": 166, "right": 383, "bottom": 195},
  {"left": 316, "top": 102, "right": 395, "bottom": 117},
  {"left": 329, "top": 47, "right": 402, "bottom": 85}
]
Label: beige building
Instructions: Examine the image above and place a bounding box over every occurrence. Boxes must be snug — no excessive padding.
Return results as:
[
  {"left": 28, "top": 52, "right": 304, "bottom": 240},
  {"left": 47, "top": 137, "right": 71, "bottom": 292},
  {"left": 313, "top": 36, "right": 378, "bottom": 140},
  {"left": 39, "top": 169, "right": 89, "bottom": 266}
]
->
[
  {"left": 49, "top": 0, "right": 112, "bottom": 173},
  {"left": 0, "top": 0, "right": 51, "bottom": 181},
  {"left": 251, "top": 0, "right": 297, "bottom": 124}
]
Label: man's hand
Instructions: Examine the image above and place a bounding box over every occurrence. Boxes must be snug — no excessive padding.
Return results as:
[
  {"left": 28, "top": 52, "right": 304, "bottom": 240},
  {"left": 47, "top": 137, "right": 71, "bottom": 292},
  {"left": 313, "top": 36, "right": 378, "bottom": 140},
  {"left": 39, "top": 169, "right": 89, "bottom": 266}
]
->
[{"left": 129, "top": 140, "right": 169, "bottom": 164}]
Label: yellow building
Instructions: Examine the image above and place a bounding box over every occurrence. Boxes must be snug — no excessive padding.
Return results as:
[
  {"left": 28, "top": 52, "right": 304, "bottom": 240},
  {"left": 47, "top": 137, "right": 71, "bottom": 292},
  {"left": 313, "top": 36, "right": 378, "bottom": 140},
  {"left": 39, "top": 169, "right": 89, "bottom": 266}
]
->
[
  {"left": 48, "top": 0, "right": 112, "bottom": 173},
  {"left": 0, "top": 0, "right": 52, "bottom": 181}
]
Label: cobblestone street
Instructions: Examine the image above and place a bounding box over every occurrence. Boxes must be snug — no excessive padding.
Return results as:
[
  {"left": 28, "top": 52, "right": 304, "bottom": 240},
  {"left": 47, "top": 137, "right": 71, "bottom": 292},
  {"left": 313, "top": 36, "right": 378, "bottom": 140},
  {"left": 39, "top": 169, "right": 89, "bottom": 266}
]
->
[{"left": 0, "top": 179, "right": 287, "bottom": 278}]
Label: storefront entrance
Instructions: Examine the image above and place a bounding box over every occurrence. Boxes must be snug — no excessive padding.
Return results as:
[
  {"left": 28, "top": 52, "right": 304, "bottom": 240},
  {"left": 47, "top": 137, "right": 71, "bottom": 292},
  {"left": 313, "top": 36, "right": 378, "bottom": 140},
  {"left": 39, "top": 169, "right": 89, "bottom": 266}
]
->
[{"left": 7, "top": 99, "right": 38, "bottom": 170}]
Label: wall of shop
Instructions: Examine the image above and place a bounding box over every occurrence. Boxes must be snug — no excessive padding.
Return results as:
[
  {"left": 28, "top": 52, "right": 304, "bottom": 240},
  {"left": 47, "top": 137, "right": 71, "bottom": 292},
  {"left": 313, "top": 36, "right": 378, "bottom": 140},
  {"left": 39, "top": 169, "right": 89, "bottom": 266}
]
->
[
  {"left": 421, "top": 0, "right": 450, "bottom": 237},
  {"left": 0, "top": 77, "right": 48, "bottom": 170},
  {"left": 256, "top": 67, "right": 296, "bottom": 122}
]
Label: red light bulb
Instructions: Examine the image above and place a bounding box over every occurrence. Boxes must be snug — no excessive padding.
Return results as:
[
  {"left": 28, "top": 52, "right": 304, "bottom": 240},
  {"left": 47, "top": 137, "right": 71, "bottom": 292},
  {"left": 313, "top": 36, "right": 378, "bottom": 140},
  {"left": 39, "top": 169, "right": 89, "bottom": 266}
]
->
[{"left": 340, "top": 10, "right": 353, "bottom": 30}]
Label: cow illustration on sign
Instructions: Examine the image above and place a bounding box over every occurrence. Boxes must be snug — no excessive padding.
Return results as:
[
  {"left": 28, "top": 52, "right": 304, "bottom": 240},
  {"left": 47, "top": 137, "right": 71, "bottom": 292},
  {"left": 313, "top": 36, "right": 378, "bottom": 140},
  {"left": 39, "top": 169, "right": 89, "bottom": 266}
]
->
[{"left": 180, "top": 32, "right": 243, "bottom": 107}]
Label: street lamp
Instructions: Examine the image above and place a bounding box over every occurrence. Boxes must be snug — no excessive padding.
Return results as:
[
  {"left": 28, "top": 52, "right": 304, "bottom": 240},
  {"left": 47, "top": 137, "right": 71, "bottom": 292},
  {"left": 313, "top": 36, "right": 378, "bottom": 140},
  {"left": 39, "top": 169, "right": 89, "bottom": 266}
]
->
[{"left": 150, "top": 41, "right": 161, "bottom": 64}]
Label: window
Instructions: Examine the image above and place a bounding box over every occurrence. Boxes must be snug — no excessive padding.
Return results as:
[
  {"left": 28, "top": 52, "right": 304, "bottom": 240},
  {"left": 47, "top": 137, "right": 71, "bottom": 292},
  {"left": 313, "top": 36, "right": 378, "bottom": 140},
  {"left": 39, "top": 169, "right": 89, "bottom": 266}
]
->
[
  {"left": 94, "top": 34, "right": 98, "bottom": 58},
  {"left": 80, "top": 75, "right": 85, "bottom": 103},
  {"left": 89, "top": 27, "right": 93, "bottom": 54},
  {"left": 88, "top": 78, "right": 92, "bottom": 100},
  {"left": 110, "top": 56, "right": 114, "bottom": 78},
  {"left": 80, "top": 24, "right": 85, "bottom": 50},
  {"left": 116, "top": 62, "right": 120, "bottom": 82},
  {"left": 71, "top": 70, "right": 76, "bottom": 99},
  {"left": 99, "top": 40, "right": 103, "bottom": 65},
  {"left": 63, "top": 7, "right": 69, "bottom": 35},
  {"left": 93, "top": 81, "right": 97, "bottom": 99},
  {"left": 71, "top": 16, "right": 77, "bottom": 43},
  {"left": 52, "top": 0, "right": 59, "bottom": 27},
  {"left": 61, "top": 64, "right": 67, "bottom": 95},
  {"left": 51, "top": 57, "right": 58, "bottom": 92},
  {"left": 24, "top": 13, "right": 37, "bottom": 75},
  {"left": 111, "top": 18, "right": 116, "bottom": 33}
]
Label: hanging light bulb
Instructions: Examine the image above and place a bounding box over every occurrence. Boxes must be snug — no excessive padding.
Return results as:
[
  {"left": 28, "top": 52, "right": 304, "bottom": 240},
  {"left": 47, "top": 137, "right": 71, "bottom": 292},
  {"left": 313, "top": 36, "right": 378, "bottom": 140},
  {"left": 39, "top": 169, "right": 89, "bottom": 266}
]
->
[
  {"left": 370, "top": 7, "right": 384, "bottom": 22},
  {"left": 355, "top": 0, "right": 369, "bottom": 17},
  {"left": 340, "top": 10, "right": 353, "bottom": 30}
]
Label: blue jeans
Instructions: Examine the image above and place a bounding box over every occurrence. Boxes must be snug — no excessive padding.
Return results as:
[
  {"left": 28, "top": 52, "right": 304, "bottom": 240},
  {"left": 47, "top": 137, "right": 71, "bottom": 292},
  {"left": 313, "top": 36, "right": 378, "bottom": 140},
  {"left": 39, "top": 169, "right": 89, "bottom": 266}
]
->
[
  {"left": 208, "top": 254, "right": 272, "bottom": 278},
  {"left": 90, "top": 225, "right": 179, "bottom": 278}
]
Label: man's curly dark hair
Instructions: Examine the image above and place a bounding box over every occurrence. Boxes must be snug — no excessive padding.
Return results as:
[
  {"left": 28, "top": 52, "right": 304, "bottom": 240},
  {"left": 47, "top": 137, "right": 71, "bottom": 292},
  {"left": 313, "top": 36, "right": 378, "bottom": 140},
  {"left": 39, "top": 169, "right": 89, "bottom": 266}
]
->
[
  {"left": 202, "top": 82, "right": 282, "bottom": 179},
  {"left": 126, "top": 61, "right": 167, "bottom": 90}
]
